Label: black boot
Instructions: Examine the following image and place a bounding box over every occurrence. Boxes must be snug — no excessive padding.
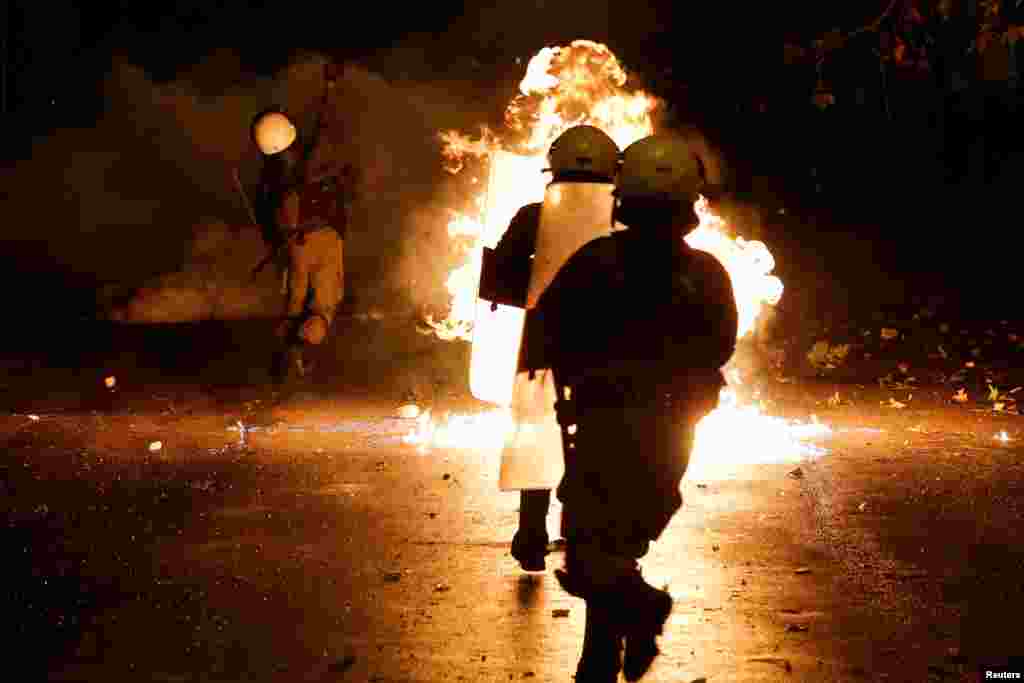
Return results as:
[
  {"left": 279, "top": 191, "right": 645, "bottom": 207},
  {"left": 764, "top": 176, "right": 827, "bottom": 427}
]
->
[
  {"left": 575, "top": 600, "right": 623, "bottom": 683},
  {"left": 619, "top": 576, "right": 673, "bottom": 681},
  {"left": 511, "top": 489, "right": 550, "bottom": 571}
]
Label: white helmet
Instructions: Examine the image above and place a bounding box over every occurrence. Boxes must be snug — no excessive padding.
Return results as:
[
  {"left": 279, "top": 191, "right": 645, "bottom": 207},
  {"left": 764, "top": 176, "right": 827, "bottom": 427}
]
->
[
  {"left": 252, "top": 110, "right": 297, "bottom": 156},
  {"left": 615, "top": 134, "right": 705, "bottom": 203},
  {"left": 547, "top": 125, "right": 620, "bottom": 180}
]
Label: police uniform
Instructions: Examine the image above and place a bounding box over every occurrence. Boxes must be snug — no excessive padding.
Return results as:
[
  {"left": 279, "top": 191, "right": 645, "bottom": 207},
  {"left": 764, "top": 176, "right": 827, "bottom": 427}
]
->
[
  {"left": 492, "top": 202, "right": 553, "bottom": 570},
  {"left": 252, "top": 65, "right": 354, "bottom": 384},
  {"left": 535, "top": 133, "right": 737, "bottom": 682}
]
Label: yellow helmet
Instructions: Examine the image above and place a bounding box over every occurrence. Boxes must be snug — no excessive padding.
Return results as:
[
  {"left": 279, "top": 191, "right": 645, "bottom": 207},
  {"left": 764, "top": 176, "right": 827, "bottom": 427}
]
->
[
  {"left": 251, "top": 110, "right": 297, "bottom": 156},
  {"left": 547, "top": 125, "right": 619, "bottom": 180},
  {"left": 615, "top": 134, "right": 704, "bottom": 202}
]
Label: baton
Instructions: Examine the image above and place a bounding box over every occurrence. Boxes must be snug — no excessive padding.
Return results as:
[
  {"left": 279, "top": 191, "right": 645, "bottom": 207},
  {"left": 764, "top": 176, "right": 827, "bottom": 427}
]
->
[
  {"left": 232, "top": 166, "right": 259, "bottom": 227},
  {"left": 234, "top": 166, "right": 282, "bottom": 278}
]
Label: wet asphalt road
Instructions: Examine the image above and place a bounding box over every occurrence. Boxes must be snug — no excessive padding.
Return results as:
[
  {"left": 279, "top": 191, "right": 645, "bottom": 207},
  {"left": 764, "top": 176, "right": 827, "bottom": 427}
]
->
[{"left": 2, "top": 325, "right": 1023, "bottom": 682}]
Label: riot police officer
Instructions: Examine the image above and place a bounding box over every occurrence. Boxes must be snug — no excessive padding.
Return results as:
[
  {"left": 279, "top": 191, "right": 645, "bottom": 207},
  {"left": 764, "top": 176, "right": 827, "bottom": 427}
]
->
[
  {"left": 250, "top": 61, "right": 354, "bottom": 388},
  {"left": 537, "top": 132, "right": 738, "bottom": 681},
  {"left": 486, "top": 126, "right": 621, "bottom": 572}
]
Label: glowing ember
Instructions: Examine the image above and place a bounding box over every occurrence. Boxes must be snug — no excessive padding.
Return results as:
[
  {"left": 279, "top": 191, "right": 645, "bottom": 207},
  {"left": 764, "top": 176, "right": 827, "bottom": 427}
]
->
[
  {"left": 403, "top": 409, "right": 513, "bottom": 452},
  {"left": 415, "top": 40, "right": 832, "bottom": 470}
]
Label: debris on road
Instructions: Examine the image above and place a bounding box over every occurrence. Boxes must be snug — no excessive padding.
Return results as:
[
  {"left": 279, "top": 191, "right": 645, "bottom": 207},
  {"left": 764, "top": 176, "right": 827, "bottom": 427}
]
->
[
  {"left": 397, "top": 404, "right": 421, "bottom": 419},
  {"left": 148, "top": 441, "right": 163, "bottom": 452},
  {"left": 105, "top": 376, "right": 117, "bottom": 389},
  {"left": 858, "top": 502, "right": 868, "bottom": 513},
  {"left": 786, "top": 623, "right": 810, "bottom": 632},
  {"left": 328, "top": 655, "right": 356, "bottom": 673},
  {"left": 795, "top": 567, "right": 812, "bottom": 574},
  {"left": 788, "top": 467, "right": 804, "bottom": 479},
  {"left": 953, "top": 388, "right": 968, "bottom": 403},
  {"left": 748, "top": 656, "right": 793, "bottom": 672},
  {"left": 551, "top": 609, "right": 570, "bottom": 618},
  {"left": 383, "top": 571, "right": 402, "bottom": 583},
  {"left": 434, "top": 583, "right": 450, "bottom": 593},
  {"left": 807, "top": 341, "right": 850, "bottom": 370},
  {"left": 442, "top": 473, "right": 451, "bottom": 481},
  {"left": 27, "top": 414, "right": 40, "bottom": 421}
]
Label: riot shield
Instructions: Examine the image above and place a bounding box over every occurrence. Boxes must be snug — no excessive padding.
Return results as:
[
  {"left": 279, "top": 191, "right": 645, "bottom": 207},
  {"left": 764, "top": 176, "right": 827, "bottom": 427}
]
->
[
  {"left": 498, "top": 368, "right": 564, "bottom": 491},
  {"left": 469, "top": 152, "right": 546, "bottom": 407},
  {"left": 526, "top": 181, "right": 615, "bottom": 309},
  {"left": 499, "top": 180, "right": 614, "bottom": 490}
]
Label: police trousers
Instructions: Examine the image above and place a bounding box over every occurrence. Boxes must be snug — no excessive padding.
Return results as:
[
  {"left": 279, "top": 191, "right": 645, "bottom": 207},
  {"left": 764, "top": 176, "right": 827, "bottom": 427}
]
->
[
  {"left": 555, "top": 398, "right": 700, "bottom": 592},
  {"left": 285, "top": 228, "right": 345, "bottom": 327}
]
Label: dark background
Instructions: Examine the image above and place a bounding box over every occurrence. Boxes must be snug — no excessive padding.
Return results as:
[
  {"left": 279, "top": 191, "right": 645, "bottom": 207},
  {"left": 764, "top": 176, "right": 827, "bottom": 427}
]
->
[{"left": 2, "top": 0, "right": 1021, "bottom": 330}]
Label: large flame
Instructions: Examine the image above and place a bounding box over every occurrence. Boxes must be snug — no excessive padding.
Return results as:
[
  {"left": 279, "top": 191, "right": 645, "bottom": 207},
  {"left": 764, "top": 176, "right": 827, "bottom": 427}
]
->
[
  {"left": 424, "top": 40, "right": 657, "bottom": 342},
  {"left": 413, "top": 41, "right": 830, "bottom": 473}
]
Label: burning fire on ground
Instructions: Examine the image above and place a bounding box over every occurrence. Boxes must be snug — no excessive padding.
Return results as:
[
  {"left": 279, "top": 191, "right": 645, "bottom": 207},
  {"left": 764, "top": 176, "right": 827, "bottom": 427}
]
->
[{"left": 408, "top": 41, "right": 831, "bottom": 475}]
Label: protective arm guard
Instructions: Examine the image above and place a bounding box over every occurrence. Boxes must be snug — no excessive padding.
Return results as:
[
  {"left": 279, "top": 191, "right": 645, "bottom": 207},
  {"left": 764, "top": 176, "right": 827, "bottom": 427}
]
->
[{"left": 479, "top": 202, "right": 542, "bottom": 308}]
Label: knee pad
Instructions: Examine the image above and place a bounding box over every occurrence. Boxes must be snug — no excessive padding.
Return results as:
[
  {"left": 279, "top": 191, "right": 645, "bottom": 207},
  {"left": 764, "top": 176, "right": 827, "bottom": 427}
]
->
[{"left": 299, "top": 315, "right": 329, "bottom": 344}]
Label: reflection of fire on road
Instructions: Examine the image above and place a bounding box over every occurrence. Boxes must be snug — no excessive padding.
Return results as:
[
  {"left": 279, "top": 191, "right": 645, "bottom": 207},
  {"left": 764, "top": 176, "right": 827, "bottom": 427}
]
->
[{"left": 410, "top": 41, "right": 832, "bottom": 472}]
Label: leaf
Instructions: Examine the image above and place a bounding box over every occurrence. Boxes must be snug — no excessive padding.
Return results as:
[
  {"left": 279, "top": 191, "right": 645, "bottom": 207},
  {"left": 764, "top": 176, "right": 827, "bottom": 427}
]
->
[
  {"left": 885, "top": 398, "right": 907, "bottom": 408},
  {"left": 783, "top": 43, "right": 807, "bottom": 64},
  {"left": 894, "top": 39, "right": 907, "bottom": 64},
  {"left": 989, "top": 383, "right": 1000, "bottom": 402},
  {"left": 978, "top": 31, "right": 995, "bottom": 53},
  {"left": 812, "top": 91, "right": 836, "bottom": 110},
  {"left": 823, "top": 29, "right": 845, "bottom": 51}
]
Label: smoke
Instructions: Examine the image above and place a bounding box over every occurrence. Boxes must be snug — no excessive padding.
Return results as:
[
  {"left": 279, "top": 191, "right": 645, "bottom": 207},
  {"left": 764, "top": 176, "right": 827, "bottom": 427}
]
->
[{"left": 2, "top": 49, "right": 503, "bottom": 321}]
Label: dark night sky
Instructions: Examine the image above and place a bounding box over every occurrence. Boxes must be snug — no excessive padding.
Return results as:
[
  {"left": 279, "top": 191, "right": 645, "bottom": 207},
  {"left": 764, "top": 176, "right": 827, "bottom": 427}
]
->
[
  {"left": 3, "top": 0, "right": 894, "bottom": 137},
  {"left": 4, "top": 1, "right": 1018, "bottom": 319}
]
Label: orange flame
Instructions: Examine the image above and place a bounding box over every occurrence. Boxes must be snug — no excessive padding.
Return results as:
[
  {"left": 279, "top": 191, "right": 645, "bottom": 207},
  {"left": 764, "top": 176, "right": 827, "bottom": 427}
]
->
[
  {"left": 424, "top": 40, "right": 657, "bottom": 343},
  {"left": 413, "top": 41, "right": 831, "bottom": 472}
]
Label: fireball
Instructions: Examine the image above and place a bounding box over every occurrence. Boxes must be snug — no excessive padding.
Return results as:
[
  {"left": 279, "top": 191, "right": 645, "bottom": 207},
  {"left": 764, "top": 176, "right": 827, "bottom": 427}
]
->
[{"left": 411, "top": 41, "right": 831, "bottom": 472}]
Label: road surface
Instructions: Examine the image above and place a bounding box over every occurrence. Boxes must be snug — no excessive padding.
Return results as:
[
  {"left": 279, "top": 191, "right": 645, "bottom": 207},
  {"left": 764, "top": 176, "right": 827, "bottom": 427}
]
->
[{"left": 2, "top": 321, "right": 1021, "bottom": 682}]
